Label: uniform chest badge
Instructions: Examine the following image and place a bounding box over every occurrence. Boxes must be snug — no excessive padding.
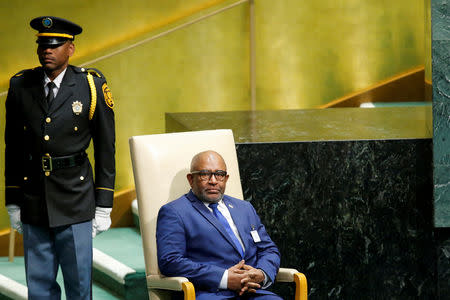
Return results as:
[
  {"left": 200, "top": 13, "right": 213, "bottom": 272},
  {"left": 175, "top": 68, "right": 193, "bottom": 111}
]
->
[{"left": 72, "top": 101, "right": 83, "bottom": 115}]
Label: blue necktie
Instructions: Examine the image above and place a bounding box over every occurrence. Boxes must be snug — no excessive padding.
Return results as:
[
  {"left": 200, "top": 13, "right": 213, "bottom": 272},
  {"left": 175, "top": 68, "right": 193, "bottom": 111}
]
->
[{"left": 209, "top": 202, "right": 244, "bottom": 257}]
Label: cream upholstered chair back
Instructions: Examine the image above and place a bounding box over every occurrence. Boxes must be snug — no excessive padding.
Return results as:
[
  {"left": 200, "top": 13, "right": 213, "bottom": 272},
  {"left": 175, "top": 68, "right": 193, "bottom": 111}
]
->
[{"left": 129, "top": 129, "right": 243, "bottom": 277}]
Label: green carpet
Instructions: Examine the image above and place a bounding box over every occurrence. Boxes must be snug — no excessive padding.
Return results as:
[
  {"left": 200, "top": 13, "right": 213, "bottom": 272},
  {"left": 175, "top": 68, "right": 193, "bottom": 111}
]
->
[
  {"left": 0, "top": 257, "right": 27, "bottom": 286},
  {"left": 93, "top": 227, "right": 145, "bottom": 272},
  {"left": 0, "top": 257, "right": 121, "bottom": 300},
  {"left": 1, "top": 227, "right": 147, "bottom": 299},
  {"left": 93, "top": 227, "right": 148, "bottom": 300}
]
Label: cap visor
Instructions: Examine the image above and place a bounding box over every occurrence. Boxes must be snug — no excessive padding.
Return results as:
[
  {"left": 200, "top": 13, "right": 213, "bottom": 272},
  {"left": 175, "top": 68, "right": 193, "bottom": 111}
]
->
[{"left": 36, "top": 37, "right": 69, "bottom": 46}]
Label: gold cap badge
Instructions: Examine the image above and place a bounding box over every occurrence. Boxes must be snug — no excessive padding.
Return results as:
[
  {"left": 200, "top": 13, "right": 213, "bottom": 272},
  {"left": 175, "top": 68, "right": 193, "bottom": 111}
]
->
[{"left": 42, "top": 17, "right": 53, "bottom": 28}]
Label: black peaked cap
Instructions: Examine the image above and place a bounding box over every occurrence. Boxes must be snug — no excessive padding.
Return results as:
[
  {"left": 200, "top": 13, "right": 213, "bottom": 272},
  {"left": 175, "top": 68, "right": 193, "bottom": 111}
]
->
[{"left": 30, "top": 16, "right": 82, "bottom": 46}]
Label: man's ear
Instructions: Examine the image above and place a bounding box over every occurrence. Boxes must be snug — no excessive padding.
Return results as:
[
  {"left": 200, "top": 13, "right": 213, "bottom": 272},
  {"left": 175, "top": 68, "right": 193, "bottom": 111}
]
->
[
  {"left": 187, "top": 173, "right": 194, "bottom": 187},
  {"left": 68, "top": 42, "right": 75, "bottom": 57}
]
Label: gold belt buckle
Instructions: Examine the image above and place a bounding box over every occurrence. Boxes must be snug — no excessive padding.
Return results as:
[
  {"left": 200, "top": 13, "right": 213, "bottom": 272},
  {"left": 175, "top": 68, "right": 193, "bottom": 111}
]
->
[{"left": 41, "top": 154, "right": 52, "bottom": 172}]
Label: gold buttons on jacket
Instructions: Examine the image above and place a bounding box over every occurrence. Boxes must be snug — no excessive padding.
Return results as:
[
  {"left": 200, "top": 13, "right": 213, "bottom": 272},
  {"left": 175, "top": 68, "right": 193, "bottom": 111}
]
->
[
  {"left": 45, "top": 171, "right": 50, "bottom": 176},
  {"left": 74, "top": 127, "right": 78, "bottom": 131},
  {"left": 46, "top": 117, "right": 51, "bottom": 123},
  {"left": 80, "top": 176, "right": 84, "bottom": 180},
  {"left": 44, "top": 135, "right": 50, "bottom": 141},
  {"left": 24, "top": 126, "right": 27, "bottom": 130},
  {"left": 24, "top": 177, "right": 28, "bottom": 181}
]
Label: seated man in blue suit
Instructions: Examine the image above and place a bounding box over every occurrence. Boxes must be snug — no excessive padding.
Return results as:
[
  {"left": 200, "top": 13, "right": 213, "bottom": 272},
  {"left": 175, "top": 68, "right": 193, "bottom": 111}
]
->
[{"left": 157, "top": 150, "right": 282, "bottom": 299}]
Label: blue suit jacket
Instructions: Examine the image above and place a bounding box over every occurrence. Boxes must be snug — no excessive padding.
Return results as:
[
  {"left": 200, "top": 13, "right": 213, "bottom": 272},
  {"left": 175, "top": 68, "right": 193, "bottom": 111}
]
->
[{"left": 156, "top": 190, "right": 280, "bottom": 296}]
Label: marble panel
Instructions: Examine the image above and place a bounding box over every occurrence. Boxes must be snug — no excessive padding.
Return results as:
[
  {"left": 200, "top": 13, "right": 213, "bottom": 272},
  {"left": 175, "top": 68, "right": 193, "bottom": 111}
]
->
[
  {"left": 433, "top": 40, "right": 450, "bottom": 227},
  {"left": 432, "top": 0, "right": 450, "bottom": 40},
  {"left": 236, "top": 140, "right": 435, "bottom": 299},
  {"left": 432, "top": 0, "right": 450, "bottom": 296},
  {"left": 437, "top": 229, "right": 450, "bottom": 298},
  {"left": 166, "top": 107, "right": 432, "bottom": 143}
]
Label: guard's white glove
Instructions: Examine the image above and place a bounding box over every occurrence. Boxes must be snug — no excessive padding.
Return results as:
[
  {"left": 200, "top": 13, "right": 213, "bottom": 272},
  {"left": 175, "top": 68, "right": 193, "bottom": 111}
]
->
[
  {"left": 92, "top": 207, "right": 112, "bottom": 238},
  {"left": 6, "top": 204, "right": 23, "bottom": 234}
]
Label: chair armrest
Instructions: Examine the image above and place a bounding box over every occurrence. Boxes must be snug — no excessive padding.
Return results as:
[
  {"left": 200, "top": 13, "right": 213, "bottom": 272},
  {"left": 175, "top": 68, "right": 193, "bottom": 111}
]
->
[
  {"left": 275, "top": 268, "right": 308, "bottom": 300},
  {"left": 147, "top": 275, "right": 189, "bottom": 291},
  {"left": 276, "top": 267, "right": 299, "bottom": 282},
  {"left": 147, "top": 275, "right": 196, "bottom": 300}
]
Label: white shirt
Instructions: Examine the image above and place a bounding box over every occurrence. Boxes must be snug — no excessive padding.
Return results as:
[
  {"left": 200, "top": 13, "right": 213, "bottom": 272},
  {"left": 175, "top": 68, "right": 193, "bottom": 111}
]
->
[{"left": 44, "top": 67, "right": 67, "bottom": 98}]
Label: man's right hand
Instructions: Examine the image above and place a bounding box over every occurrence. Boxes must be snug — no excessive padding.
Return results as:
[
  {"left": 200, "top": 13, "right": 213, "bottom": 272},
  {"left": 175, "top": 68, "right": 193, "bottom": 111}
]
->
[
  {"left": 227, "top": 260, "right": 247, "bottom": 291},
  {"left": 6, "top": 204, "right": 23, "bottom": 234}
]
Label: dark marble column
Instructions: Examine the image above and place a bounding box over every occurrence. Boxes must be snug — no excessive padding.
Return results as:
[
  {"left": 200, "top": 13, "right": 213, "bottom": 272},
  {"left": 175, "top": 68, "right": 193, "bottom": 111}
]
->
[
  {"left": 432, "top": 0, "right": 450, "bottom": 227},
  {"left": 432, "top": 1, "right": 450, "bottom": 297},
  {"left": 236, "top": 140, "right": 435, "bottom": 299}
]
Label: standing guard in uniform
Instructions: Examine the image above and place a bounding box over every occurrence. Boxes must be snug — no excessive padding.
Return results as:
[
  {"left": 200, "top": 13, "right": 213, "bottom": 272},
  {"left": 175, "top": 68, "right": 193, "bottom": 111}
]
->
[{"left": 4, "top": 16, "right": 115, "bottom": 299}]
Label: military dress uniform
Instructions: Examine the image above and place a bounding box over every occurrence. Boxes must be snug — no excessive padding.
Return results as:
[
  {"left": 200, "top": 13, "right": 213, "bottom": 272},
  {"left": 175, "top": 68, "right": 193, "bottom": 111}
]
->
[
  {"left": 5, "top": 65, "right": 115, "bottom": 226},
  {"left": 4, "top": 16, "right": 115, "bottom": 299}
]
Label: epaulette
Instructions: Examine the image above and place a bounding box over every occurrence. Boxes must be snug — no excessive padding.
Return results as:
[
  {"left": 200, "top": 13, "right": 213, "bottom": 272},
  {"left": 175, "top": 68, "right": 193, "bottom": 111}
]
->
[
  {"left": 12, "top": 67, "right": 36, "bottom": 78},
  {"left": 72, "top": 66, "right": 103, "bottom": 78},
  {"left": 86, "top": 68, "right": 104, "bottom": 79},
  {"left": 13, "top": 71, "right": 25, "bottom": 78}
]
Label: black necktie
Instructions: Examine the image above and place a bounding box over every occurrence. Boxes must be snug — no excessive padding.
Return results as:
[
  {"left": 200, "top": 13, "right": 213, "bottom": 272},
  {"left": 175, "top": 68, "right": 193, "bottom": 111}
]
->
[{"left": 46, "top": 81, "right": 55, "bottom": 104}]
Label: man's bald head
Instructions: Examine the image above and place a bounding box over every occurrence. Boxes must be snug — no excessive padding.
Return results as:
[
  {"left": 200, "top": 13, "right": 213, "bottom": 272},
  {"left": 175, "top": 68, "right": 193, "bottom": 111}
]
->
[{"left": 190, "top": 150, "right": 227, "bottom": 172}]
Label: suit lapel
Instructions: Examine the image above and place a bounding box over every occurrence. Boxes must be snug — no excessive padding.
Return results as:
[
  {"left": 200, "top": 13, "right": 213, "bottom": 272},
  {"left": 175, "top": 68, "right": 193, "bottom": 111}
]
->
[
  {"left": 223, "top": 196, "right": 250, "bottom": 253},
  {"left": 187, "top": 191, "right": 242, "bottom": 255},
  {"left": 49, "top": 66, "right": 75, "bottom": 112}
]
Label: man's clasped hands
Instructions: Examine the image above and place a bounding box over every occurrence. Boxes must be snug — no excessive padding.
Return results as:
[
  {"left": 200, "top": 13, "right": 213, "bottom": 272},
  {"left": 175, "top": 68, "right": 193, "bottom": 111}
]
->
[{"left": 227, "top": 260, "right": 266, "bottom": 295}]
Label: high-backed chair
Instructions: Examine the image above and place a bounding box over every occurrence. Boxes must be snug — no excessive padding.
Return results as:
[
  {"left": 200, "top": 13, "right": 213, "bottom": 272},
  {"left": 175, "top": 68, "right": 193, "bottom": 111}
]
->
[{"left": 129, "top": 129, "right": 307, "bottom": 300}]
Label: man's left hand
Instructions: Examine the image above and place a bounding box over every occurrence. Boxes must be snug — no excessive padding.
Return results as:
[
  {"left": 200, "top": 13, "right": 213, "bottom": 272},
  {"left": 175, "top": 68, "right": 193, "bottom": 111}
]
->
[
  {"left": 242, "top": 264, "right": 265, "bottom": 283},
  {"left": 92, "top": 207, "right": 112, "bottom": 238},
  {"left": 238, "top": 264, "right": 265, "bottom": 295}
]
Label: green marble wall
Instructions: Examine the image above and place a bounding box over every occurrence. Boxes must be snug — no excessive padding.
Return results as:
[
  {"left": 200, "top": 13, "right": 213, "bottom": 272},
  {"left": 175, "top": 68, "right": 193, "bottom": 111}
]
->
[{"left": 432, "top": 0, "right": 450, "bottom": 227}]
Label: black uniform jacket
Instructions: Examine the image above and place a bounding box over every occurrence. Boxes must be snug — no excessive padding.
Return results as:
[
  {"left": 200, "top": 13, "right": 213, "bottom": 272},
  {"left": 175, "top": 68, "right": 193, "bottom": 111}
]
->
[{"left": 4, "top": 65, "right": 115, "bottom": 227}]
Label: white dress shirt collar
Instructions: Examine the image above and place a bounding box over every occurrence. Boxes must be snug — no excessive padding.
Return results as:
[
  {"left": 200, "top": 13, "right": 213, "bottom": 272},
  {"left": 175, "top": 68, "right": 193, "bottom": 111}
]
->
[{"left": 44, "top": 67, "right": 67, "bottom": 90}]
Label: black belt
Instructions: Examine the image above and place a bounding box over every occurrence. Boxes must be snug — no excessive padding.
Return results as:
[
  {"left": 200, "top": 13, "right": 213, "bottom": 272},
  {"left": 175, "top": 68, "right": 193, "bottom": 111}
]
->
[{"left": 41, "top": 152, "right": 86, "bottom": 172}]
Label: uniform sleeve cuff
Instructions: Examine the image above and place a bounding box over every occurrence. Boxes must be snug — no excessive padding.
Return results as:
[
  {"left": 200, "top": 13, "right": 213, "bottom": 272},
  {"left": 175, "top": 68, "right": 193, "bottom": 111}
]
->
[
  {"left": 95, "top": 187, "right": 114, "bottom": 207},
  {"left": 5, "top": 187, "right": 23, "bottom": 206}
]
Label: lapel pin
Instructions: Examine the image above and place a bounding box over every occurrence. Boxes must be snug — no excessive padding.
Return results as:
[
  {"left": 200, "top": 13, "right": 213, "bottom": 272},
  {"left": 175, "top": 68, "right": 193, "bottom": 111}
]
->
[
  {"left": 72, "top": 101, "right": 83, "bottom": 115},
  {"left": 228, "top": 204, "right": 233, "bottom": 208}
]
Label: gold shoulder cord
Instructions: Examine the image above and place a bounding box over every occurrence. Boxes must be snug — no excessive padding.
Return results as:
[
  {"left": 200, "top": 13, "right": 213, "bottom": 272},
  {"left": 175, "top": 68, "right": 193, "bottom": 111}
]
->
[{"left": 87, "top": 73, "right": 97, "bottom": 120}]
